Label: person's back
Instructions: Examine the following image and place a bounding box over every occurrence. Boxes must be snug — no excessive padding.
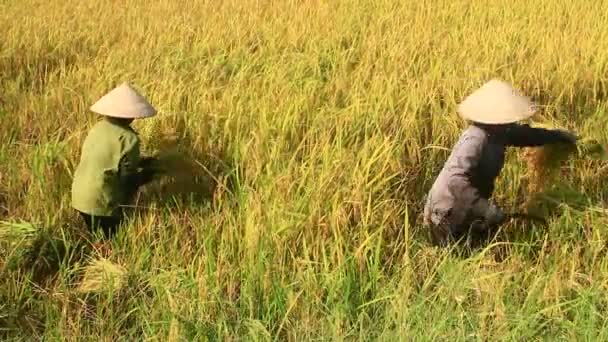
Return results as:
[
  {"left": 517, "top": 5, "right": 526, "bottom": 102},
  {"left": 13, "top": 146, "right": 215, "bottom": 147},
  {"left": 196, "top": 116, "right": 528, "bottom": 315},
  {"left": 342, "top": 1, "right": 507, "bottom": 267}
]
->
[
  {"left": 423, "top": 125, "right": 487, "bottom": 228},
  {"left": 70, "top": 82, "right": 160, "bottom": 240},
  {"left": 72, "top": 118, "right": 140, "bottom": 217}
]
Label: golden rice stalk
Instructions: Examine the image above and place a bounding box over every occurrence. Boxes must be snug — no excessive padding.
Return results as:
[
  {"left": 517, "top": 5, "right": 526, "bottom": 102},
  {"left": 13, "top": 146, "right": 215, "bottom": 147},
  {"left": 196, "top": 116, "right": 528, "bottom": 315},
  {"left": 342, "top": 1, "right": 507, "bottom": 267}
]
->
[
  {"left": 154, "top": 149, "right": 198, "bottom": 177},
  {"left": 77, "top": 258, "right": 127, "bottom": 294},
  {"left": 138, "top": 114, "right": 187, "bottom": 154},
  {"left": 0, "top": 172, "right": 6, "bottom": 218}
]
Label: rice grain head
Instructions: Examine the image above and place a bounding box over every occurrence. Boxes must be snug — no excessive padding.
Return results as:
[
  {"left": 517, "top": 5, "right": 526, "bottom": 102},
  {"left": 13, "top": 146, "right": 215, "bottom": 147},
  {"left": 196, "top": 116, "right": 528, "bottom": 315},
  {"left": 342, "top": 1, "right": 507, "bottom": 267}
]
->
[{"left": 139, "top": 114, "right": 186, "bottom": 155}]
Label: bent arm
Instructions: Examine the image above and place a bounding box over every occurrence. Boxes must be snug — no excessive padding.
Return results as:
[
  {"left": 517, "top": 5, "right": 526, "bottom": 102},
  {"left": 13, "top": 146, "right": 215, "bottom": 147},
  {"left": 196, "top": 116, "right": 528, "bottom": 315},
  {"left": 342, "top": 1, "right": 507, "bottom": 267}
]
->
[
  {"left": 504, "top": 124, "right": 576, "bottom": 147},
  {"left": 118, "top": 140, "right": 157, "bottom": 201}
]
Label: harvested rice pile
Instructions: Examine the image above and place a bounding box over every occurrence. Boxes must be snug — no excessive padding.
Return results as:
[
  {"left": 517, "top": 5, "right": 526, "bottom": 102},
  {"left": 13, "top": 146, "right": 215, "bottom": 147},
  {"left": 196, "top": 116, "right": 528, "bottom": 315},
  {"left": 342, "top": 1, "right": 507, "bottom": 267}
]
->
[{"left": 77, "top": 258, "right": 127, "bottom": 294}]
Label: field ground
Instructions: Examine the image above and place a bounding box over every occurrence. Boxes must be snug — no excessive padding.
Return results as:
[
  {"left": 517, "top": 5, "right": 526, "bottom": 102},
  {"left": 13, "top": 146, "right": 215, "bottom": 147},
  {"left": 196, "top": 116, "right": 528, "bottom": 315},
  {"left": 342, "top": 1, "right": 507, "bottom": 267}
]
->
[{"left": 2, "top": 0, "right": 608, "bottom": 340}]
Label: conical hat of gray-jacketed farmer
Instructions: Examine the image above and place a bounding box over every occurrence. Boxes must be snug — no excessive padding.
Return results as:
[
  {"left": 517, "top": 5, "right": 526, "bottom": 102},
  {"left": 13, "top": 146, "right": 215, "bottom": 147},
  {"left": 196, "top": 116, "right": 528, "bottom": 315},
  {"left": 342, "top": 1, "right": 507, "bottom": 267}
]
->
[
  {"left": 457, "top": 79, "right": 537, "bottom": 125},
  {"left": 90, "top": 83, "right": 156, "bottom": 119}
]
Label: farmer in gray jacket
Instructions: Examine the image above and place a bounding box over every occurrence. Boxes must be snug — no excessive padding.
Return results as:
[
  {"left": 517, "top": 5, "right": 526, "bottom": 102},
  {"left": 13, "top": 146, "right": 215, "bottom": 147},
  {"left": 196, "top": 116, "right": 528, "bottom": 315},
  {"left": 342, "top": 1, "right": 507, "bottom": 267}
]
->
[{"left": 423, "top": 79, "right": 577, "bottom": 247}]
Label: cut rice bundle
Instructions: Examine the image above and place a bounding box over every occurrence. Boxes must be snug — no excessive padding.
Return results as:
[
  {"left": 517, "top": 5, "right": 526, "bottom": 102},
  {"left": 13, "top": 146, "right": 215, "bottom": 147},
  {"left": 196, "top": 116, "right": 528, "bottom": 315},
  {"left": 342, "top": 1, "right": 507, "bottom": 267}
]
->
[
  {"left": 522, "top": 141, "right": 576, "bottom": 195},
  {"left": 0, "top": 220, "right": 39, "bottom": 242},
  {"left": 138, "top": 115, "right": 202, "bottom": 181},
  {"left": 77, "top": 258, "right": 127, "bottom": 294}
]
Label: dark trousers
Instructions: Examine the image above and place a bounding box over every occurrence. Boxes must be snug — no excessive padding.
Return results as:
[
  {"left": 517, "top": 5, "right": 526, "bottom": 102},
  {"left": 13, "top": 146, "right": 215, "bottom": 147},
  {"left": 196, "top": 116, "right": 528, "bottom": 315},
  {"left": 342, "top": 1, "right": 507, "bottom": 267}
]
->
[
  {"left": 429, "top": 219, "right": 499, "bottom": 248},
  {"left": 78, "top": 211, "right": 122, "bottom": 239}
]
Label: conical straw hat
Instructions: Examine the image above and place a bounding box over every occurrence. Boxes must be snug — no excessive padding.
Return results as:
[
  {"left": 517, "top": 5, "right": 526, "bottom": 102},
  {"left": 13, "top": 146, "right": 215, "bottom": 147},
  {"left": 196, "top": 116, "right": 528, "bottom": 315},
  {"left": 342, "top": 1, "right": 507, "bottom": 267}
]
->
[
  {"left": 90, "top": 83, "right": 156, "bottom": 119},
  {"left": 457, "top": 79, "right": 536, "bottom": 124}
]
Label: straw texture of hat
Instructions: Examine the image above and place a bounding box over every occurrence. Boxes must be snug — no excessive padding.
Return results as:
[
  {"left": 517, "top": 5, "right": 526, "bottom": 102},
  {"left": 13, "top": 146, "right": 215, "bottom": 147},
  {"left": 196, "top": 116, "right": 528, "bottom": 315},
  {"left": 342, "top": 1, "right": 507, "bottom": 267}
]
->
[
  {"left": 457, "top": 79, "right": 536, "bottom": 124},
  {"left": 90, "top": 83, "right": 156, "bottom": 119}
]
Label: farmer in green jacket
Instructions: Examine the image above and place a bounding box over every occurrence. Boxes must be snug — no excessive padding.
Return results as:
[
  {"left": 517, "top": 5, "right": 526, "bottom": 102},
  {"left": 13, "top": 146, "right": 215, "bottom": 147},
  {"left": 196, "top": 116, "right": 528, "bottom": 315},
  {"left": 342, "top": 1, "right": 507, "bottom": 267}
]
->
[{"left": 71, "top": 83, "right": 160, "bottom": 238}]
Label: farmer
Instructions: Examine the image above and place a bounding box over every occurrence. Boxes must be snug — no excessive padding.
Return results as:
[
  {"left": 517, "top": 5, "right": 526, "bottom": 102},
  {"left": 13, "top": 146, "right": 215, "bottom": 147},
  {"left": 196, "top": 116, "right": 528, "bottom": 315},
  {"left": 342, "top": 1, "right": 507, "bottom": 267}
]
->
[
  {"left": 423, "top": 79, "right": 577, "bottom": 247},
  {"left": 71, "top": 83, "right": 160, "bottom": 238}
]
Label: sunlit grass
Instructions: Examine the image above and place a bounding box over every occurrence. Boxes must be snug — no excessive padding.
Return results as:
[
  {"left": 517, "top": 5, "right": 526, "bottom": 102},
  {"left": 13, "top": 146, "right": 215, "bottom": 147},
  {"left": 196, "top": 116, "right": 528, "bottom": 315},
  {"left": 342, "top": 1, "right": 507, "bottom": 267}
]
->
[{"left": 2, "top": 0, "right": 608, "bottom": 340}]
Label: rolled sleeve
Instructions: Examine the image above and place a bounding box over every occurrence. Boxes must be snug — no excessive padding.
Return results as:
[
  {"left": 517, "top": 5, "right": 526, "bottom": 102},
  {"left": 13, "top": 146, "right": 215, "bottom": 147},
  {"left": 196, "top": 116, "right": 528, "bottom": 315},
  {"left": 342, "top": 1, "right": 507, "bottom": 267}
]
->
[
  {"left": 118, "top": 139, "right": 140, "bottom": 179},
  {"left": 117, "top": 134, "right": 142, "bottom": 202}
]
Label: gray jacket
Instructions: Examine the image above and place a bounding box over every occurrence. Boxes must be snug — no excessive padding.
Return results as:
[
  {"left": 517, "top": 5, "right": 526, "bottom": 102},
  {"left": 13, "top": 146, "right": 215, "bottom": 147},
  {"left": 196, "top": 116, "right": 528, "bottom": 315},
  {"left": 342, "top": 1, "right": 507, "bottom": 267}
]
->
[{"left": 423, "top": 123, "right": 573, "bottom": 227}]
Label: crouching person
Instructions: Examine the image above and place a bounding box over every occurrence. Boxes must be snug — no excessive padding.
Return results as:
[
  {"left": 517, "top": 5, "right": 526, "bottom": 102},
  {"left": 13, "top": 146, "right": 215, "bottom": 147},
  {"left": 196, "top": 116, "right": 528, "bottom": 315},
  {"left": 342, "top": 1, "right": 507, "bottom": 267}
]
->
[
  {"left": 71, "top": 83, "right": 160, "bottom": 238},
  {"left": 423, "top": 79, "right": 577, "bottom": 247}
]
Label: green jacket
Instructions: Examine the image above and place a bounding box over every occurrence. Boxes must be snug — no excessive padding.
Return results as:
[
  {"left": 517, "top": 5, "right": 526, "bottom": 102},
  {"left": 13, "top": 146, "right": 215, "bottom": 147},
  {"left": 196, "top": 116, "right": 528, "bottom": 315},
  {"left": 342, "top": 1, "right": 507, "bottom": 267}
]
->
[{"left": 71, "top": 118, "right": 141, "bottom": 217}]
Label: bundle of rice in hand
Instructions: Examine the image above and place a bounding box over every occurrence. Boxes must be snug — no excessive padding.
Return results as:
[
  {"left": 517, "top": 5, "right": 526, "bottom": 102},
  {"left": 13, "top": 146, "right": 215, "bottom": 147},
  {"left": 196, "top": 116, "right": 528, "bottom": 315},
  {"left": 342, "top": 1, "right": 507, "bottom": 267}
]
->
[
  {"left": 147, "top": 115, "right": 199, "bottom": 173},
  {"left": 521, "top": 121, "right": 578, "bottom": 213},
  {"left": 154, "top": 148, "right": 198, "bottom": 179},
  {"left": 137, "top": 114, "right": 211, "bottom": 200},
  {"left": 522, "top": 119, "right": 608, "bottom": 214}
]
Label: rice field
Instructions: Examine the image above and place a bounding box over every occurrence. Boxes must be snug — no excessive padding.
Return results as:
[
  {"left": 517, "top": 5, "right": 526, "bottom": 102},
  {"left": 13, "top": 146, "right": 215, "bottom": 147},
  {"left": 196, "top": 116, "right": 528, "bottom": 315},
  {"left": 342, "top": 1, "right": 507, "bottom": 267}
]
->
[{"left": 2, "top": 0, "right": 608, "bottom": 340}]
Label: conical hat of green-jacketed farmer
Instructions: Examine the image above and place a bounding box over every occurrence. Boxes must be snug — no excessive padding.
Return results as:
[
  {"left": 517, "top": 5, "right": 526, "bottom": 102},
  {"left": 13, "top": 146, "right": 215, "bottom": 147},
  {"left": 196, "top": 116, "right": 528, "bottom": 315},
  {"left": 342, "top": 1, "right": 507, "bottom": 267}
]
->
[
  {"left": 90, "top": 83, "right": 156, "bottom": 119},
  {"left": 457, "top": 79, "right": 537, "bottom": 125}
]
